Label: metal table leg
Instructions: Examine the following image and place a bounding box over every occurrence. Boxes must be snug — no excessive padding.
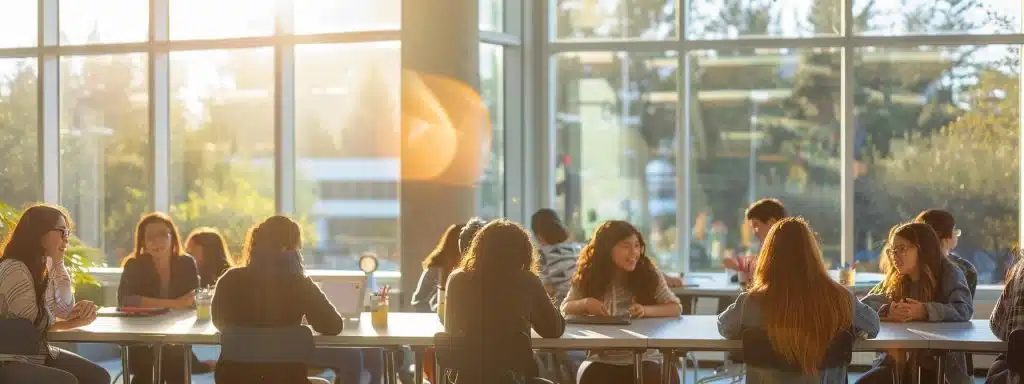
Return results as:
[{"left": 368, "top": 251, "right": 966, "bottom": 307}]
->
[
  {"left": 634, "top": 350, "right": 644, "bottom": 384},
  {"left": 414, "top": 347, "right": 424, "bottom": 384},
  {"left": 120, "top": 345, "right": 131, "bottom": 383},
  {"left": 152, "top": 344, "right": 163, "bottom": 384},
  {"left": 935, "top": 354, "right": 945, "bottom": 384},
  {"left": 662, "top": 349, "right": 674, "bottom": 384},
  {"left": 183, "top": 345, "right": 192, "bottom": 384}
]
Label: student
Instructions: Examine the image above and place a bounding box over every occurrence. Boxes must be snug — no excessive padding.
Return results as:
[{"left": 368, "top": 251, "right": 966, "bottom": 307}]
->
[
  {"left": 444, "top": 219, "right": 565, "bottom": 383},
  {"left": 531, "top": 209, "right": 582, "bottom": 304},
  {"left": 185, "top": 227, "right": 233, "bottom": 288},
  {"left": 718, "top": 217, "right": 880, "bottom": 382},
  {"left": 212, "top": 215, "right": 342, "bottom": 384},
  {"left": 0, "top": 204, "right": 110, "bottom": 384},
  {"left": 745, "top": 198, "right": 787, "bottom": 242},
  {"left": 411, "top": 224, "right": 464, "bottom": 313},
  {"left": 985, "top": 249, "right": 1024, "bottom": 384},
  {"left": 118, "top": 212, "right": 200, "bottom": 384},
  {"left": 562, "top": 220, "right": 682, "bottom": 384},
  {"left": 856, "top": 222, "right": 973, "bottom": 384},
  {"left": 183, "top": 227, "right": 233, "bottom": 374},
  {"left": 914, "top": 209, "right": 978, "bottom": 296}
]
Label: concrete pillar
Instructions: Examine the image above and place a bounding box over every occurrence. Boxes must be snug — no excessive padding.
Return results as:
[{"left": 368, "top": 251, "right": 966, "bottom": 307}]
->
[{"left": 400, "top": 0, "right": 480, "bottom": 310}]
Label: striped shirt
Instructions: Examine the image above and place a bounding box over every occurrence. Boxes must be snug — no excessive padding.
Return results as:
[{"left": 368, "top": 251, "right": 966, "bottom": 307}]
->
[
  {"left": 538, "top": 242, "right": 581, "bottom": 304},
  {"left": 0, "top": 259, "right": 54, "bottom": 364},
  {"left": 561, "top": 274, "right": 680, "bottom": 365},
  {"left": 45, "top": 258, "right": 75, "bottom": 320}
]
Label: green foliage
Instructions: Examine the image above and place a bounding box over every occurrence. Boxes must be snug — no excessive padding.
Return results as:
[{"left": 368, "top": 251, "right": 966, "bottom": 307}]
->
[{"left": 0, "top": 201, "right": 101, "bottom": 287}]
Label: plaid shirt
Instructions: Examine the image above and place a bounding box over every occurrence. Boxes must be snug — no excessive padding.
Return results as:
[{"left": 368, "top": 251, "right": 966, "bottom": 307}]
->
[{"left": 991, "top": 258, "right": 1024, "bottom": 384}]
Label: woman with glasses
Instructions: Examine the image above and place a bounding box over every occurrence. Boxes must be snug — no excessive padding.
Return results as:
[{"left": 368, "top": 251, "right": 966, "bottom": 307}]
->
[
  {"left": 855, "top": 222, "right": 973, "bottom": 384},
  {"left": 915, "top": 209, "right": 978, "bottom": 297},
  {"left": 0, "top": 204, "right": 110, "bottom": 383},
  {"left": 118, "top": 212, "right": 200, "bottom": 384}
]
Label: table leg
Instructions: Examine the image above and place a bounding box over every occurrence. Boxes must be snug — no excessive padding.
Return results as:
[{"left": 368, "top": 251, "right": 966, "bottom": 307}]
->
[
  {"left": 120, "top": 345, "right": 131, "bottom": 383},
  {"left": 152, "top": 344, "right": 163, "bottom": 384},
  {"left": 661, "top": 349, "right": 674, "bottom": 384},
  {"left": 634, "top": 350, "right": 644, "bottom": 384},
  {"left": 183, "top": 344, "right": 192, "bottom": 384},
  {"left": 935, "top": 354, "right": 945, "bottom": 384},
  {"left": 414, "top": 347, "right": 424, "bottom": 384}
]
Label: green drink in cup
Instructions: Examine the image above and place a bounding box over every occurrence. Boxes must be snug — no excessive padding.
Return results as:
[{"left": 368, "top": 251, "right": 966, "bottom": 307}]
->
[{"left": 196, "top": 287, "right": 213, "bottom": 321}]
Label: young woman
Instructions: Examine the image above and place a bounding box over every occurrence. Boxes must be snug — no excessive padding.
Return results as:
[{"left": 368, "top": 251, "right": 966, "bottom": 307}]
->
[
  {"left": 185, "top": 227, "right": 233, "bottom": 288},
  {"left": 411, "top": 223, "right": 464, "bottom": 312},
  {"left": 914, "top": 209, "right": 978, "bottom": 296},
  {"left": 561, "top": 220, "right": 682, "bottom": 384},
  {"left": 444, "top": 219, "right": 565, "bottom": 383},
  {"left": 0, "top": 204, "right": 110, "bottom": 384},
  {"left": 985, "top": 248, "right": 1024, "bottom": 384},
  {"left": 118, "top": 212, "right": 200, "bottom": 384},
  {"left": 856, "top": 222, "right": 974, "bottom": 384},
  {"left": 212, "top": 215, "right": 343, "bottom": 384},
  {"left": 718, "top": 217, "right": 880, "bottom": 382}
]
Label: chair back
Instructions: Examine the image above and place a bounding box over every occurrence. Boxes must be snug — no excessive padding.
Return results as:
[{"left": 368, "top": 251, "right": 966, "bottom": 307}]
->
[
  {"left": 219, "top": 326, "right": 315, "bottom": 364},
  {"left": 741, "top": 328, "right": 855, "bottom": 373},
  {"left": 0, "top": 318, "right": 40, "bottom": 355},
  {"left": 1007, "top": 328, "right": 1024, "bottom": 375}
]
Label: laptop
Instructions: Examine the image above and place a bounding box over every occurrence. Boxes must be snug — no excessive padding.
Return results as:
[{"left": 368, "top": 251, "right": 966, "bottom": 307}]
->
[
  {"left": 565, "top": 314, "right": 632, "bottom": 325},
  {"left": 317, "top": 275, "right": 368, "bottom": 324}
]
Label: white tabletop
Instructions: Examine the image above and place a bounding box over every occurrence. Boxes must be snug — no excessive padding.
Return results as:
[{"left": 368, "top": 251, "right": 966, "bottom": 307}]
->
[
  {"left": 672, "top": 272, "right": 883, "bottom": 298},
  {"left": 903, "top": 319, "right": 1006, "bottom": 352}
]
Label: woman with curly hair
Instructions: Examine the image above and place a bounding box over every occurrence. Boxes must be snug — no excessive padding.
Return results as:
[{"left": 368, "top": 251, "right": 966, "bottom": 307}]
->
[
  {"left": 561, "top": 220, "right": 682, "bottom": 384},
  {"left": 856, "top": 222, "right": 973, "bottom": 384}
]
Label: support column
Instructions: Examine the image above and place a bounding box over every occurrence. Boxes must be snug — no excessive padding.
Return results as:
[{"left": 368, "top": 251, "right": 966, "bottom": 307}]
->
[{"left": 400, "top": 0, "right": 481, "bottom": 309}]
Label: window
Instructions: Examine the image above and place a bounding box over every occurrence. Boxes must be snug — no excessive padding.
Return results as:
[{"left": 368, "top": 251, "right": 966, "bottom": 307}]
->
[
  {"left": 479, "top": 43, "right": 505, "bottom": 219},
  {"left": 60, "top": 0, "right": 148, "bottom": 45},
  {"left": 853, "top": 45, "right": 1020, "bottom": 284},
  {"left": 480, "top": 0, "right": 503, "bottom": 31},
  {"left": 554, "top": 51, "right": 680, "bottom": 269},
  {"left": 553, "top": 0, "right": 677, "bottom": 40},
  {"left": 294, "top": 42, "right": 400, "bottom": 270},
  {"left": 59, "top": 54, "right": 149, "bottom": 265},
  {"left": 689, "top": 48, "right": 843, "bottom": 271},
  {"left": 854, "top": 0, "right": 1020, "bottom": 35},
  {"left": 0, "top": 59, "right": 39, "bottom": 208},
  {"left": 170, "top": 0, "right": 275, "bottom": 40},
  {"left": 0, "top": 2, "right": 36, "bottom": 48},
  {"left": 688, "top": 0, "right": 840, "bottom": 38},
  {"left": 294, "top": 0, "right": 400, "bottom": 34},
  {"left": 168, "top": 48, "right": 277, "bottom": 259}
]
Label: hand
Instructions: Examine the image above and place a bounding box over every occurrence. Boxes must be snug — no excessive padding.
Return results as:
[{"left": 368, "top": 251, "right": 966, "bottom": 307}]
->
[
  {"left": 721, "top": 258, "right": 740, "bottom": 271},
  {"left": 663, "top": 274, "right": 683, "bottom": 288},
  {"left": 68, "top": 300, "right": 97, "bottom": 321},
  {"left": 67, "top": 307, "right": 97, "bottom": 328},
  {"left": 582, "top": 298, "right": 609, "bottom": 316},
  {"left": 628, "top": 303, "right": 647, "bottom": 318},
  {"left": 177, "top": 291, "right": 196, "bottom": 308},
  {"left": 891, "top": 299, "right": 927, "bottom": 322}
]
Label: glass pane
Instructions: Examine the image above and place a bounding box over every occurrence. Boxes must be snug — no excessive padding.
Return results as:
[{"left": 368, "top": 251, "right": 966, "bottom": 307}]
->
[
  {"left": 479, "top": 44, "right": 504, "bottom": 219},
  {"left": 294, "top": 0, "right": 400, "bottom": 34},
  {"left": 59, "top": 54, "right": 149, "bottom": 265},
  {"left": 854, "top": 45, "right": 1020, "bottom": 284},
  {"left": 855, "top": 0, "right": 1020, "bottom": 35},
  {"left": 688, "top": 0, "right": 839, "bottom": 38},
  {"left": 169, "top": 48, "right": 276, "bottom": 262},
  {"left": 171, "top": 0, "right": 274, "bottom": 40},
  {"left": 688, "top": 48, "right": 842, "bottom": 272},
  {"left": 294, "top": 42, "right": 401, "bottom": 271},
  {"left": 554, "top": 51, "right": 680, "bottom": 270},
  {"left": 0, "top": 2, "right": 36, "bottom": 48},
  {"left": 480, "top": 0, "right": 503, "bottom": 31},
  {"left": 60, "top": 0, "right": 148, "bottom": 45},
  {"left": 554, "top": 0, "right": 677, "bottom": 40},
  {"left": 0, "top": 59, "right": 39, "bottom": 207}
]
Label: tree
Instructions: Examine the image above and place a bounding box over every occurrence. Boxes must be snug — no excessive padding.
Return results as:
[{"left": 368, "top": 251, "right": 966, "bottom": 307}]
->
[{"left": 0, "top": 62, "right": 41, "bottom": 207}]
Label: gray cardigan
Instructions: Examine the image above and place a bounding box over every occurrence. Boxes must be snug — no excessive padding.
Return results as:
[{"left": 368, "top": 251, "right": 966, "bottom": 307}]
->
[
  {"left": 410, "top": 267, "right": 441, "bottom": 313},
  {"left": 860, "top": 258, "right": 974, "bottom": 384},
  {"left": 718, "top": 290, "right": 880, "bottom": 383}
]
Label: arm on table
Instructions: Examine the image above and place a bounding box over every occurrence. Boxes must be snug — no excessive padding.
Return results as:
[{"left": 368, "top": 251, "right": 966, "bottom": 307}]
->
[
  {"left": 716, "top": 293, "right": 747, "bottom": 339},
  {"left": 299, "top": 276, "right": 344, "bottom": 335},
  {"left": 410, "top": 268, "right": 440, "bottom": 312},
  {"left": 527, "top": 273, "right": 565, "bottom": 338},
  {"left": 922, "top": 266, "right": 974, "bottom": 322}
]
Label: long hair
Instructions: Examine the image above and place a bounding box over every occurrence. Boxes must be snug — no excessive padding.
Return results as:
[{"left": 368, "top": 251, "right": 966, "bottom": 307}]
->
[
  {"left": 186, "top": 227, "right": 233, "bottom": 287},
  {"left": 456, "top": 219, "right": 537, "bottom": 275},
  {"left": 422, "top": 224, "right": 465, "bottom": 271},
  {"left": 877, "top": 222, "right": 945, "bottom": 302},
  {"left": 241, "top": 215, "right": 303, "bottom": 273},
  {"left": 571, "top": 220, "right": 661, "bottom": 305},
  {"left": 124, "top": 212, "right": 184, "bottom": 265},
  {"left": 0, "top": 204, "right": 71, "bottom": 327},
  {"left": 748, "top": 217, "right": 852, "bottom": 374}
]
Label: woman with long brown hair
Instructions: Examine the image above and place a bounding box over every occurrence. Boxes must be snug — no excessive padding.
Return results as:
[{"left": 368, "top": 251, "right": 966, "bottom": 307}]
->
[
  {"left": 561, "top": 220, "right": 682, "bottom": 384},
  {"left": 184, "top": 227, "right": 233, "bottom": 288},
  {"left": 118, "top": 212, "right": 199, "bottom": 384},
  {"left": 856, "top": 222, "right": 973, "bottom": 384},
  {"left": 718, "top": 217, "right": 879, "bottom": 382},
  {"left": 411, "top": 223, "right": 464, "bottom": 312}
]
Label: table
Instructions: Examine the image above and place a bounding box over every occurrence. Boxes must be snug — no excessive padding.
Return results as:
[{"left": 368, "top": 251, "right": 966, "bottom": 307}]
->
[{"left": 672, "top": 272, "right": 883, "bottom": 300}]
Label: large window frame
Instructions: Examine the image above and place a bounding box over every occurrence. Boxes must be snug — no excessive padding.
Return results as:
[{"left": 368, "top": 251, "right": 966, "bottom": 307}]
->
[
  {"left": 539, "top": 0, "right": 1024, "bottom": 273},
  {"left": 0, "top": 0, "right": 528, "bottom": 279}
]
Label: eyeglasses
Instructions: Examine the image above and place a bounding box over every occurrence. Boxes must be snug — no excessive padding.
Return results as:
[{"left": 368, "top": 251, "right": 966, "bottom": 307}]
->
[
  {"left": 885, "top": 245, "right": 913, "bottom": 256},
  {"left": 953, "top": 228, "right": 962, "bottom": 238},
  {"left": 50, "top": 228, "right": 70, "bottom": 239}
]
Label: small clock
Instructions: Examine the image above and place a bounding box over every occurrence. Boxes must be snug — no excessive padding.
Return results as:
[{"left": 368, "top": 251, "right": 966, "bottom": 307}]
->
[{"left": 359, "top": 253, "right": 379, "bottom": 274}]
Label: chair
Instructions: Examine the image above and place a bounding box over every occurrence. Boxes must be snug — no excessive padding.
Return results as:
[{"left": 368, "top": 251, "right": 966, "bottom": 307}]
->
[
  {"left": 738, "top": 328, "right": 854, "bottom": 383},
  {"left": 0, "top": 318, "right": 40, "bottom": 355},
  {"left": 218, "top": 326, "right": 320, "bottom": 383}
]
